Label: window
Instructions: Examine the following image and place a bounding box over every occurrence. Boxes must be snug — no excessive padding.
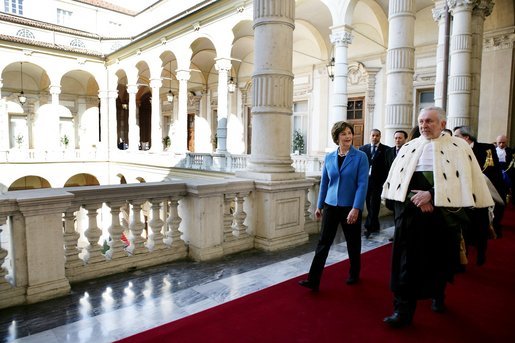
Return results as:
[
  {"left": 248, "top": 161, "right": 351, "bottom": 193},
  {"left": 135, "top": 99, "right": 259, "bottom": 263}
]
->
[
  {"left": 57, "top": 8, "right": 72, "bottom": 25},
  {"left": 4, "top": 0, "right": 23, "bottom": 15},
  {"left": 16, "top": 28, "right": 34, "bottom": 39},
  {"left": 292, "top": 101, "right": 308, "bottom": 154},
  {"left": 347, "top": 98, "right": 364, "bottom": 120},
  {"left": 70, "top": 39, "right": 85, "bottom": 48},
  {"left": 417, "top": 90, "right": 434, "bottom": 113}
]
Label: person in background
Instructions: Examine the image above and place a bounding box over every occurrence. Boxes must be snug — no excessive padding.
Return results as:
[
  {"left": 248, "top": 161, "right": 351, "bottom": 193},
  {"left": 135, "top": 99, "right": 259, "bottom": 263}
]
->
[
  {"left": 360, "top": 129, "right": 390, "bottom": 238},
  {"left": 495, "top": 134, "right": 513, "bottom": 206},
  {"left": 382, "top": 107, "right": 493, "bottom": 328},
  {"left": 384, "top": 130, "right": 408, "bottom": 241},
  {"left": 407, "top": 126, "right": 421, "bottom": 141},
  {"left": 298, "top": 121, "right": 369, "bottom": 291},
  {"left": 454, "top": 126, "right": 505, "bottom": 245}
]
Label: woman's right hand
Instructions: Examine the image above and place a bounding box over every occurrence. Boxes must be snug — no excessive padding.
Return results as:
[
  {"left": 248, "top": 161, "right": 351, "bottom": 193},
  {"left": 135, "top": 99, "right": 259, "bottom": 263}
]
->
[{"left": 315, "top": 208, "right": 322, "bottom": 220}]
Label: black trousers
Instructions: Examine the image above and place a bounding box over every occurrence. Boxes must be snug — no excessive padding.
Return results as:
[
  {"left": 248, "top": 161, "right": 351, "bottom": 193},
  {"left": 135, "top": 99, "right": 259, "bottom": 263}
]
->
[
  {"left": 365, "top": 186, "right": 382, "bottom": 232},
  {"left": 307, "top": 204, "right": 362, "bottom": 286}
]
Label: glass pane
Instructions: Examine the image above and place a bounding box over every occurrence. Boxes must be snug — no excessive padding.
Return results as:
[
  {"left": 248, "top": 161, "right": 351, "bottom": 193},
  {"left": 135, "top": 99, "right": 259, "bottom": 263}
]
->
[
  {"left": 356, "top": 101, "right": 363, "bottom": 109},
  {"left": 354, "top": 110, "right": 362, "bottom": 119},
  {"left": 347, "top": 101, "right": 354, "bottom": 110},
  {"left": 420, "top": 91, "right": 434, "bottom": 103}
]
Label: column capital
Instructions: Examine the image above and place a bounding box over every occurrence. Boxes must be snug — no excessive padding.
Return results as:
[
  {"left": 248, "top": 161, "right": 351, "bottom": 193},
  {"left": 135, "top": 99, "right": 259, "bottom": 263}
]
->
[
  {"left": 447, "top": 0, "right": 477, "bottom": 13},
  {"left": 330, "top": 30, "right": 353, "bottom": 47},
  {"left": 432, "top": 1, "right": 449, "bottom": 21},
  {"left": 215, "top": 58, "right": 232, "bottom": 72},
  {"left": 127, "top": 84, "right": 138, "bottom": 94},
  {"left": 49, "top": 85, "right": 61, "bottom": 95},
  {"left": 472, "top": 0, "right": 494, "bottom": 18},
  {"left": 149, "top": 78, "right": 162, "bottom": 89},
  {"left": 176, "top": 70, "right": 191, "bottom": 82}
]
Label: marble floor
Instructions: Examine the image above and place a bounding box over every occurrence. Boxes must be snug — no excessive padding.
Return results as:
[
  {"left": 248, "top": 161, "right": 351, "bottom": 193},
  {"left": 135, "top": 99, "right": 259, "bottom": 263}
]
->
[{"left": 0, "top": 219, "right": 394, "bottom": 343}]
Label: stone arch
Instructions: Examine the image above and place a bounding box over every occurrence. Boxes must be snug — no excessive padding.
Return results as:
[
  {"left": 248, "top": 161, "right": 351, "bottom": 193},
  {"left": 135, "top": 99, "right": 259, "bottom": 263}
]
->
[
  {"left": 9, "top": 175, "right": 51, "bottom": 191},
  {"left": 64, "top": 173, "right": 100, "bottom": 187}
]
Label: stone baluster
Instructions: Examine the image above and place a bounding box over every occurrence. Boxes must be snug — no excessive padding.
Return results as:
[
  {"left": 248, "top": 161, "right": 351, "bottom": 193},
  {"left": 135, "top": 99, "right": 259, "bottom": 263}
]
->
[
  {"left": 63, "top": 208, "right": 82, "bottom": 268},
  {"left": 0, "top": 216, "right": 10, "bottom": 291},
  {"left": 232, "top": 193, "right": 248, "bottom": 238},
  {"left": 223, "top": 194, "right": 236, "bottom": 241},
  {"left": 304, "top": 188, "right": 313, "bottom": 227},
  {"left": 82, "top": 203, "right": 104, "bottom": 264},
  {"left": 106, "top": 201, "right": 127, "bottom": 260},
  {"left": 166, "top": 197, "right": 183, "bottom": 248},
  {"left": 128, "top": 200, "right": 146, "bottom": 254},
  {"left": 147, "top": 199, "right": 166, "bottom": 251}
]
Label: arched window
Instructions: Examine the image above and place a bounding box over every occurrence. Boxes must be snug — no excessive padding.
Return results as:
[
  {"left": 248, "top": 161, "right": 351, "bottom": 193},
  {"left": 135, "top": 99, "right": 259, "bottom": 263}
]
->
[{"left": 16, "top": 28, "right": 34, "bottom": 40}]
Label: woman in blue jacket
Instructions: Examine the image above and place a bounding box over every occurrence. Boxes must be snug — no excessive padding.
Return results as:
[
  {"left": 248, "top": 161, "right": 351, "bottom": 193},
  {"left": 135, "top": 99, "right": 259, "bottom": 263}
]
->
[{"left": 299, "top": 121, "right": 369, "bottom": 291}]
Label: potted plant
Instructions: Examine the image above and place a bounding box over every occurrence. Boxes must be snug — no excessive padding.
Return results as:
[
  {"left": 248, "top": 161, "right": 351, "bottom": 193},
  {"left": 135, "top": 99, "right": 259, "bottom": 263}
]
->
[
  {"left": 15, "top": 134, "right": 24, "bottom": 149},
  {"left": 292, "top": 130, "right": 305, "bottom": 155},
  {"left": 162, "top": 135, "right": 171, "bottom": 150},
  {"left": 60, "top": 135, "right": 70, "bottom": 148}
]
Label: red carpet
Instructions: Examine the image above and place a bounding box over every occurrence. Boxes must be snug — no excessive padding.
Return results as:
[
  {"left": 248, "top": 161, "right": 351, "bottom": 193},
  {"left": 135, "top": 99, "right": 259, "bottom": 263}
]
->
[{"left": 119, "top": 208, "right": 515, "bottom": 343}]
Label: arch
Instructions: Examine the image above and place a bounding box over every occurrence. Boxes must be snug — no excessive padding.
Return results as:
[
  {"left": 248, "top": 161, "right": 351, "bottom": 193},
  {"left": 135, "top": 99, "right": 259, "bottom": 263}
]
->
[
  {"left": 64, "top": 173, "right": 100, "bottom": 187},
  {"left": 9, "top": 176, "right": 51, "bottom": 191}
]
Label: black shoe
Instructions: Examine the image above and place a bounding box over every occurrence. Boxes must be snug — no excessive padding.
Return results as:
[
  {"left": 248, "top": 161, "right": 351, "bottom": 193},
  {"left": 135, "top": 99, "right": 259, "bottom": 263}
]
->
[
  {"left": 383, "top": 312, "right": 412, "bottom": 328},
  {"left": 364, "top": 230, "right": 371, "bottom": 238},
  {"left": 388, "top": 236, "right": 394, "bottom": 242},
  {"left": 431, "top": 298, "right": 446, "bottom": 313},
  {"left": 298, "top": 279, "right": 319, "bottom": 292},
  {"left": 346, "top": 276, "right": 359, "bottom": 285}
]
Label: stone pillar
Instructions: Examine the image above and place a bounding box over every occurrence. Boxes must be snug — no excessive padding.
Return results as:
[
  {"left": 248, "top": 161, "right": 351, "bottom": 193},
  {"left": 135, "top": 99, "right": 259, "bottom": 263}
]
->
[
  {"left": 235, "top": 0, "right": 310, "bottom": 252},
  {"left": 447, "top": 0, "right": 475, "bottom": 130},
  {"left": 329, "top": 27, "right": 353, "bottom": 125},
  {"left": 127, "top": 85, "right": 139, "bottom": 151},
  {"left": 98, "top": 90, "right": 110, "bottom": 152},
  {"left": 469, "top": 0, "right": 494, "bottom": 132},
  {"left": 49, "top": 85, "right": 61, "bottom": 149},
  {"left": 245, "top": 0, "right": 296, "bottom": 177},
  {"left": 149, "top": 79, "right": 162, "bottom": 152},
  {"left": 16, "top": 190, "right": 73, "bottom": 304},
  {"left": 215, "top": 58, "right": 231, "bottom": 153},
  {"left": 432, "top": 1, "right": 450, "bottom": 109},
  {"left": 385, "top": 0, "right": 415, "bottom": 141},
  {"left": 175, "top": 70, "right": 190, "bottom": 153},
  {"left": 0, "top": 81, "right": 9, "bottom": 150},
  {"left": 106, "top": 90, "right": 118, "bottom": 152}
]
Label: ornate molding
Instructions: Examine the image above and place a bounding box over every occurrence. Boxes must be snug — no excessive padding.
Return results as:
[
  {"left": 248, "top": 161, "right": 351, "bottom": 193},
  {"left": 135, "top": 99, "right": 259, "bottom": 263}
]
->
[
  {"left": 483, "top": 31, "right": 515, "bottom": 52},
  {"left": 330, "top": 30, "right": 353, "bottom": 47},
  {"left": 347, "top": 62, "right": 366, "bottom": 85}
]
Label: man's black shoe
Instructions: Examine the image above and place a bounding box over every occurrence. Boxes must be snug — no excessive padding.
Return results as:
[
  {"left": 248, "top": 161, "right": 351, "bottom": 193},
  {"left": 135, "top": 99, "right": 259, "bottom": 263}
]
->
[
  {"left": 431, "top": 298, "right": 446, "bottom": 313},
  {"left": 346, "top": 276, "right": 359, "bottom": 285},
  {"left": 383, "top": 312, "right": 412, "bottom": 328},
  {"left": 298, "top": 279, "right": 319, "bottom": 291},
  {"left": 364, "top": 230, "right": 371, "bottom": 238}
]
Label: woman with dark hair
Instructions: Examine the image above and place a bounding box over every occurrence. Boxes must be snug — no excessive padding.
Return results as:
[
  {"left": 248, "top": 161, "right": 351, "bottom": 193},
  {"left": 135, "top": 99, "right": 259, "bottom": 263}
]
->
[{"left": 298, "top": 121, "right": 369, "bottom": 291}]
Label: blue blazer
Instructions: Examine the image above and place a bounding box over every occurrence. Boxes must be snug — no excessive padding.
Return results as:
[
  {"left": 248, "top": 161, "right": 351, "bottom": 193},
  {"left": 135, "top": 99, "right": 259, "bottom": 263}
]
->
[{"left": 317, "top": 146, "right": 369, "bottom": 210}]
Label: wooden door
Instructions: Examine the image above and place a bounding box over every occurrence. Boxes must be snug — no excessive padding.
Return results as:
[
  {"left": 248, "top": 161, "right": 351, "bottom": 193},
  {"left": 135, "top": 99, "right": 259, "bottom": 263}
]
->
[
  {"left": 347, "top": 97, "right": 365, "bottom": 148},
  {"left": 187, "top": 113, "right": 195, "bottom": 151}
]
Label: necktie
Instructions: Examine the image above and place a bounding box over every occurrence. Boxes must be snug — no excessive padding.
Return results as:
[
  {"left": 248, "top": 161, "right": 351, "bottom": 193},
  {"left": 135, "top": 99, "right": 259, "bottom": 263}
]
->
[{"left": 371, "top": 145, "right": 377, "bottom": 157}]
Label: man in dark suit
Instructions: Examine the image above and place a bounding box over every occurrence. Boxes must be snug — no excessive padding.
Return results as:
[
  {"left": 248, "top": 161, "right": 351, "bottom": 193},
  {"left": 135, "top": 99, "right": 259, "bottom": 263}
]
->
[
  {"left": 385, "top": 130, "right": 408, "bottom": 172},
  {"left": 454, "top": 126, "right": 505, "bottom": 260},
  {"left": 359, "top": 129, "right": 390, "bottom": 238},
  {"left": 496, "top": 134, "right": 513, "bottom": 207}
]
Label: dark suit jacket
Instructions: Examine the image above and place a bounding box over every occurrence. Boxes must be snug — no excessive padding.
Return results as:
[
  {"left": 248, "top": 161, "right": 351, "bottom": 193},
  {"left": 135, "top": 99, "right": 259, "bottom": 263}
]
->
[
  {"left": 472, "top": 141, "right": 505, "bottom": 198},
  {"left": 385, "top": 146, "right": 400, "bottom": 172},
  {"left": 359, "top": 142, "right": 390, "bottom": 189}
]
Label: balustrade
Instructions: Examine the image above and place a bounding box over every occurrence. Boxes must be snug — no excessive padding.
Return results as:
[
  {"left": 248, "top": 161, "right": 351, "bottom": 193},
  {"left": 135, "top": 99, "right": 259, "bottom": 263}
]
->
[{"left": 0, "top": 175, "right": 325, "bottom": 310}]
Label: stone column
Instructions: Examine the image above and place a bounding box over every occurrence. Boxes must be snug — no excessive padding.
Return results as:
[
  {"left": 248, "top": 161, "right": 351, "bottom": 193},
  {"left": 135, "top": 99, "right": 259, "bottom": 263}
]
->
[
  {"left": 234, "top": 0, "right": 311, "bottom": 252},
  {"left": 469, "top": 0, "right": 494, "bottom": 132},
  {"left": 98, "top": 90, "right": 110, "bottom": 152},
  {"left": 245, "top": 0, "right": 296, "bottom": 177},
  {"left": 127, "top": 85, "right": 139, "bottom": 151},
  {"left": 106, "top": 90, "right": 118, "bottom": 153},
  {"left": 385, "top": 0, "right": 415, "bottom": 141},
  {"left": 47, "top": 85, "right": 62, "bottom": 150},
  {"left": 149, "top": 79, "right": 162, "bottom": 152},
  {"left": 446, "top": 0, "right": 475, "bottom": 130},
  {"left": 215, "top": 58, "right": 231, "bottom": 153},
  {"left": 175, "top": 70, "right": 190, "bottom": 153},
  {"left": 329, "top": 27, "right": 353, "bottom": 125},
  {"left": 0, "top": 81, "right": 9, "bottom": 151},
  {"left": 432, "top": 1, "right": 451, "bottom": 109}
]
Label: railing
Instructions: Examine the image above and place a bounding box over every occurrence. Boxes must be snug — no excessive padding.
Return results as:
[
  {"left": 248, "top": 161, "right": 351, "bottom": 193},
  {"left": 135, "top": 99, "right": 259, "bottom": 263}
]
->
[{"left": 0, "top": 176, "right": 321, "bottom": 309}]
